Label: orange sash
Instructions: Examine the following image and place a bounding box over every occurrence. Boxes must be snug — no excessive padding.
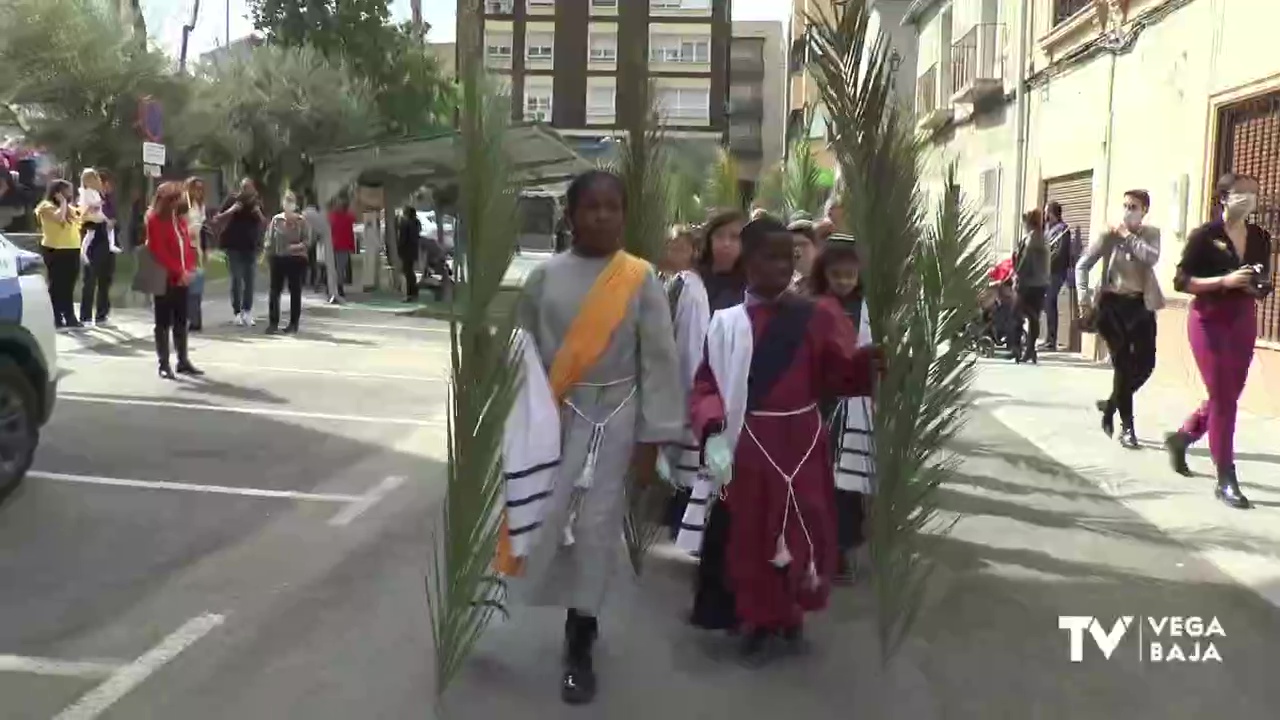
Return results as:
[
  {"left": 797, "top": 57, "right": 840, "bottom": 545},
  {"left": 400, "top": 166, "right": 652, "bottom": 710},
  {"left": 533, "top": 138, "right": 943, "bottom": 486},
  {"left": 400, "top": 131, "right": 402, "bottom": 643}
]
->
[{"left": 495, "top": 251, "right": 650, "bottom": 576}]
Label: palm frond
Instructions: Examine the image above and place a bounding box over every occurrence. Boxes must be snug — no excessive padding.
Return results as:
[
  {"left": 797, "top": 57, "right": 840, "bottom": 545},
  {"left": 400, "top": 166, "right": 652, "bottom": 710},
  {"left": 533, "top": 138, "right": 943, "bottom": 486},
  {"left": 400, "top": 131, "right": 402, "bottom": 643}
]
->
[
  {"left": 807, "top": 0, "right": 989, "bottom": 664},
  {"left": 753, "top": 161, "right": 786, "bottom": 217},
  {"left": 702, "top": 148, "right": 743, "bottom": 213},
  {"left": 615, "top": 86, "right": 674, "bottom": 574},
  {"left": 783, "top": 137, "right": 826, "bottom": 219},
  {"left": 425, "top": 52, "right": 523, "bottom": 696}
]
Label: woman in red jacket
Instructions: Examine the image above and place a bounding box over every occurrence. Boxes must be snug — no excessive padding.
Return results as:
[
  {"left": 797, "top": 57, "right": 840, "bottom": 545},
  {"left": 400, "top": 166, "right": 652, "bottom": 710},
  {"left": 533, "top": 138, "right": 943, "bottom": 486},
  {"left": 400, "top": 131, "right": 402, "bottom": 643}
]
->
[{"left": 146, "top": 182, "right": 204, "bottom": 379}]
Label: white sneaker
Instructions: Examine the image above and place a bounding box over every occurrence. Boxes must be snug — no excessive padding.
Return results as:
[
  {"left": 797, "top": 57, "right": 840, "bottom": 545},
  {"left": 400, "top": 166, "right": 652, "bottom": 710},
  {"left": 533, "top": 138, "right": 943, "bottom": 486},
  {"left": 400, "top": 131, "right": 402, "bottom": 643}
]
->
[
  {"left": 244, "top": 312, "right": 256, "bottom": 327},
  {"left": 233, "top": 313, "right": 246, "bottom": 327}
]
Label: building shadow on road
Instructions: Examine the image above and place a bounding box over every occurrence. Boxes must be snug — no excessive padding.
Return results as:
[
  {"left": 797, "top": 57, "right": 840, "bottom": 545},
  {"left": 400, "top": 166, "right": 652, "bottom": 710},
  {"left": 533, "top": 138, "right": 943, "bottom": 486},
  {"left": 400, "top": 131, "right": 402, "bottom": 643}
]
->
[{"left": 173, "top": 376, "right": 290, "bottom": 405}]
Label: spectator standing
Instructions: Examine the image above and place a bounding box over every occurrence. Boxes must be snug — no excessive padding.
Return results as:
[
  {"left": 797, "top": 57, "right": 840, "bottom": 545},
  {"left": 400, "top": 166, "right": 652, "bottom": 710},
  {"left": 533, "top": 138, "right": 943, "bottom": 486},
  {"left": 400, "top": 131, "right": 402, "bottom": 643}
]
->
[
  {"left": 303, "top": 194, "right": 338, "bottom": 301},
  {"left": 183, "top": 177, "right": 208, "bottom": 332},
  {"left": 328, "top": 198, "right": 357, "bottom": 300},
  {"left": 396, "top": 205, "right": 421, "bottom": 302},
  {"left": 264, "top": 191, "right": 312, "bottom": 334},
  {"left": 145, "top": 182, "right": 202, "bottom": 378},
  {"left": 36, "top": 180, "right": 82, "bottom": 329},
  {"left": 78, "top": 169, "right": 121, "bottom": 326},
  {"left": 214, "top": 178, "right": 266, "bottom": 326},
  {"left": 1011, "top": 209, "right": 1050, "bottom": 364},
  {"left": 1041, "top": 202, "right": 1074, "bottom": 350}
]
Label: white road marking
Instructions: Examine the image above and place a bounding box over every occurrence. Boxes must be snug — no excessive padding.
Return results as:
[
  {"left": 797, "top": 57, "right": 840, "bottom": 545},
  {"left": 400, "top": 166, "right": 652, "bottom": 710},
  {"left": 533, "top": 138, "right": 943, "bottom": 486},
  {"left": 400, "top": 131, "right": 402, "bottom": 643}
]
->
[
  {"left": 301, "top": 317, "right": 450, "bottom": 333},
  {"left": 29, "top": 470, "right": 364, "bottom": 503},
  {"left": 328, "top": 475, "right": 407, "bottom": 526},
  {"left": 59, "top": 353, "right": 443, "bottom": 383},
  {"left": 53, "top": 613, "right": 225, "bottom": 720},
  {"left": 59, "top": 394, "right": 445, "bottom": 427},
  {"left": 0, "top": 655, "right": 124, "bottom": 678}
]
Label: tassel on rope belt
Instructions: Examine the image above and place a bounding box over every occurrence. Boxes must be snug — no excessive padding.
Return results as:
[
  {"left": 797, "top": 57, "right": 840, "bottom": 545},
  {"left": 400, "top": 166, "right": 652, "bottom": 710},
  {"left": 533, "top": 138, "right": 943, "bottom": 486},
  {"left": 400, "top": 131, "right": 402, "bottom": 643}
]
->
[
  {"left": 743, "top": 403, "right": 823, "bottom": 591},
  {"left": 560, "top": 376, "right": 637, "bottom": 546}
]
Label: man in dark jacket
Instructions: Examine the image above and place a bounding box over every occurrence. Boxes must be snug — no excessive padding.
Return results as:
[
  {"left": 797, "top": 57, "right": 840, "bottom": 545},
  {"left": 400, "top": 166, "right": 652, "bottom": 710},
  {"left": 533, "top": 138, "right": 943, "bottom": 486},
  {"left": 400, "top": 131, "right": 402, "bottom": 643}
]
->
[
  {"left": 1042, "top": 201, "right": 1074, "bottom": 350},
  {"left": 214, "top": 178, "right": 266, "bottom": 326}
]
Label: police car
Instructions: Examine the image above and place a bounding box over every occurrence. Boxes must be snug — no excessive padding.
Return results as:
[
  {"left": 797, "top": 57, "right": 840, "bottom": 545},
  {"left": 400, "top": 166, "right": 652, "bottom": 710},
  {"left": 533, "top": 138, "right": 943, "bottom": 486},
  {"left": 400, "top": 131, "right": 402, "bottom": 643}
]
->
[{"left": 0, "top": 231, "right": 57, "bottom": 499}]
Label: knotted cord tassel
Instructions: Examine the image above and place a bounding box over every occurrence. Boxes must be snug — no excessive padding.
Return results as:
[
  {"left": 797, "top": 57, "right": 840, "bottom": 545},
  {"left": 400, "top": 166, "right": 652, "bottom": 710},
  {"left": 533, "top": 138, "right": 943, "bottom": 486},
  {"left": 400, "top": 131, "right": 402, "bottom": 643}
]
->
[
  {"left": 562, "top": 489, "right": 585, "bottom": 546},
  {"left": 805, "top": 560, "right": 821, "bottom": 591},
  {"left": 771, "top": 534, "right": 792, "bottom": 568},
  {"left": 576, "top": 423, "right": 606, "bottom": 490}
]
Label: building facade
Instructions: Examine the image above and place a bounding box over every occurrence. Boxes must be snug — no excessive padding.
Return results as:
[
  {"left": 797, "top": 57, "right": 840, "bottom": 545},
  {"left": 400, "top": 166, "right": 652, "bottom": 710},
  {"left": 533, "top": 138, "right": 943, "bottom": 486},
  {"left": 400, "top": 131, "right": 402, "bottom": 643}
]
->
[
  {"left": 908, "top": 0, "right": 1280, "bottom": 415},
  {"left": 729, "top": 21, "right": 786, "bottom": 188},
  {"left": 789, "top": 0, "right": 919, "bottom": 167},
  {"left": 470, "top": 0, "right": 730, "bottom": 146}
]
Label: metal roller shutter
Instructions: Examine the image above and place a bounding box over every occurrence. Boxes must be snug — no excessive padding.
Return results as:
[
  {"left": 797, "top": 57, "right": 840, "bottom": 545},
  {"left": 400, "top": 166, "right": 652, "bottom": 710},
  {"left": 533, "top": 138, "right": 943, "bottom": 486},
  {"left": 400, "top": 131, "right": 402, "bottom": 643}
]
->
[
  {"left": 1215, "top": 92, "right": 1280, "bottom": 343},
  {"left": 1042, "top": 172, "right": 1094, "bottom": 352}
]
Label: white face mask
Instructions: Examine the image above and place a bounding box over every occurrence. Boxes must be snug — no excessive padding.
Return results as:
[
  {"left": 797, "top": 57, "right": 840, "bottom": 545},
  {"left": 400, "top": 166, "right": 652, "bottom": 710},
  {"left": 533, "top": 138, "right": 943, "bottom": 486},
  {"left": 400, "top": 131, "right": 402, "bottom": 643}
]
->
[
  {"left": 1225, "top": 192, "right": 1258, "bottom": 220},
  {"left": 1123, "top": 209, "right": 1144, "bottom": 228},
  {"left": 283, "top": 200, "right": 297, "bottom": 213}
]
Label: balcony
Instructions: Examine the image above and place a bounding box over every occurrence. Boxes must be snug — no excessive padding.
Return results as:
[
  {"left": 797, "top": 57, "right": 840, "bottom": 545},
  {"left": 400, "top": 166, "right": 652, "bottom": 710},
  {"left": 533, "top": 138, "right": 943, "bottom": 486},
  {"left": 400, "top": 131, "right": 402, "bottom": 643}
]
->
[
  {"left": 1053, "top": 0, "right": 1091, "bottom": 27},
  {"left": 915, "top": 63, "right": 952, "bottom": 131},
  {"left": 788, "top": 36, "right": 807, "bottom": 74},
  {"left": 729, "top": 125, "right": 763, "bottom": 157},
  {"left": 485, "top": 0, "right": 513, "bottom": 14},
  {"left": 950, "top": 23, "right": 1004, "bottom": 104},
  {"left": 731, "top": 52, "right": 765, "bottom": 78}
]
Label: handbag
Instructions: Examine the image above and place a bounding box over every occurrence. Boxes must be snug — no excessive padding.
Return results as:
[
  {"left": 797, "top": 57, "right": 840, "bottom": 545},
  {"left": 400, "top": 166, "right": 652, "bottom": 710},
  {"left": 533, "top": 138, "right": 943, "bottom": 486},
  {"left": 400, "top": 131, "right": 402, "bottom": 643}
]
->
[
  {"left": 1077, "top": 247, "right": 1112, "bottom": 334},
  {"left": 131, "top": 218, "right": 177, "bottom": 296}
]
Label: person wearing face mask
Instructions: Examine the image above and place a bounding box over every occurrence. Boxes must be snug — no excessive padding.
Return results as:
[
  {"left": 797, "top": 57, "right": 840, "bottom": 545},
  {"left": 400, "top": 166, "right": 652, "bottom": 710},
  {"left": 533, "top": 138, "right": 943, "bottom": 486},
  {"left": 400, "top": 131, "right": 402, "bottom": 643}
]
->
[
  {"left": 1076, "top": 190, "right": 1164, "bottom": 449},
  {"left": 1164, "top": 173, "right": 1273, "bottom": 509},
  {"left": 264, "top": 191, "right": 313, "bottom": 334}
]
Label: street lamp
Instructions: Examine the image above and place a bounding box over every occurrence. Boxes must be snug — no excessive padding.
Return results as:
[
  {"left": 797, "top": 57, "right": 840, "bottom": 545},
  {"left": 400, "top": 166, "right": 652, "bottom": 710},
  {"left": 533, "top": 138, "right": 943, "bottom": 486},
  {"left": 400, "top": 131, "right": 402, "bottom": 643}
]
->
[{"left": 889, "top": 49, "right": 902, "bottom": 74}]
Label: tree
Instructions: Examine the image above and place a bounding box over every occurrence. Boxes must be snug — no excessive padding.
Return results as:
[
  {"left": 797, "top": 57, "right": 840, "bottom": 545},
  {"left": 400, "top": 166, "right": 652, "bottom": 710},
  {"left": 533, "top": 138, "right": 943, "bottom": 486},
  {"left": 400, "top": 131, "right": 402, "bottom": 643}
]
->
[
  {"left": 809, "top": 0, "right": 989, "bottom": 664},
  {"left": 181, "top": 44, "right": 377, "bottom": 200},
  {"left": 701, "top": 148, "right": 743, "bottom": 213},
  {"left": 0, "top": 0, "right": 186, "bottom": 175},
  {"left": 782, "top": 137, "right": 827, "bottom": 219},
  {"left": 249, "top": 0, "right": 454, "bottom": 137}
]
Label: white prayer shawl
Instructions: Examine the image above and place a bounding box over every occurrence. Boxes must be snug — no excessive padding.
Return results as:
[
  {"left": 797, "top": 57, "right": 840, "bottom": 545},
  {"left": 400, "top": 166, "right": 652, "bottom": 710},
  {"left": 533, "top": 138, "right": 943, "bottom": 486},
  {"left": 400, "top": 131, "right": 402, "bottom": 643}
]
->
[
  {"left": 834, "top": 299, "right": 876, "bottom": 494},
  {"left": 676, "top": 304, "right": 752, "bottom": 553},
  {"left": 670, "top": 270, "right": 711, "bottom": 489},
  {"left": 502, "top": 329, "right": 561, "bottom": 558}
]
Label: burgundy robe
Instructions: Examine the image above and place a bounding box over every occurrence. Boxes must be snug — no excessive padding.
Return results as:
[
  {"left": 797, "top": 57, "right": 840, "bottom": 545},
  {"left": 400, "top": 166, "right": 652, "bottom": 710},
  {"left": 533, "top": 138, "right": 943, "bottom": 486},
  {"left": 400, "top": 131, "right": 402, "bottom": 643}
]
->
[{"left": 691, "top": 296, "right": 875, "bottom": 629}]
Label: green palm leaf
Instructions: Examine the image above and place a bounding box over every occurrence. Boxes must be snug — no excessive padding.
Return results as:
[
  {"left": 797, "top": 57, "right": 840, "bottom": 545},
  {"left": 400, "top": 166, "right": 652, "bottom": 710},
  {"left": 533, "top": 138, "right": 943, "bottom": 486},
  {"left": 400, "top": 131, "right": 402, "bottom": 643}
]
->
[
  {"left": 702, "top": 147, "right": 743, "bottom": 213},
  {"left": 807, "top": 0, "right": 989, "bottom": 664},
  {"left": 425, "top": 34, "right": 522, "bottom": 698},
  {"left": 783, "top": 137, "right": 826, "bottom": 219},
  {"left": 754, "top": 161, "right": 786, "bottom": 217},
  {"left": 615, "top": 86, "right": 675, "bottom": 574}
]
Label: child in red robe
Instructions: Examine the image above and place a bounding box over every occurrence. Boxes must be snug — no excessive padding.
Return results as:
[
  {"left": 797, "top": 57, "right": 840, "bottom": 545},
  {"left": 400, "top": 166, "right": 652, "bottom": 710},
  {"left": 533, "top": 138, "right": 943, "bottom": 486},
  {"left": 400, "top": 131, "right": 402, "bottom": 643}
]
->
[{"left": 690, "top": 217, "right": 880, "bottom": 663}]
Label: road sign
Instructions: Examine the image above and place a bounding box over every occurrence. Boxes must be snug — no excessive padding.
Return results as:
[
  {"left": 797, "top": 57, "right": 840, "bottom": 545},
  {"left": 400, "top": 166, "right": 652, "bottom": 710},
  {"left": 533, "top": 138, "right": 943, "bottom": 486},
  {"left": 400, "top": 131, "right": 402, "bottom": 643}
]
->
[
  {"left": 143, "top": 164, "right": 163, "bottom": 178},
  {"left": 142, "top": 142, "right": 166, "bottom": 166},
  {"left": 138, "top": 97, "right": 163, "bottom": 142}
]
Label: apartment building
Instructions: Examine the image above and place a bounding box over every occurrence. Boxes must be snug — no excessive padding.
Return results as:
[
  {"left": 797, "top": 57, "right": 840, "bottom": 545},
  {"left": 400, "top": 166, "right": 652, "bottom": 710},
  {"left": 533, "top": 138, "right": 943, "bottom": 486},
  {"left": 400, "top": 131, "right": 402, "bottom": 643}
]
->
[
  {"left": 471, "top": 0, "right": 730, "bottom": 148},
  {"left": 729, "top": 21, "right": 786, "bottom": 190},
  {"left": 788, "top": 0, "right": 919, "bottom": 167},
  {"left": 908, "top": 0, "right": 1280, "bottom": 415}
]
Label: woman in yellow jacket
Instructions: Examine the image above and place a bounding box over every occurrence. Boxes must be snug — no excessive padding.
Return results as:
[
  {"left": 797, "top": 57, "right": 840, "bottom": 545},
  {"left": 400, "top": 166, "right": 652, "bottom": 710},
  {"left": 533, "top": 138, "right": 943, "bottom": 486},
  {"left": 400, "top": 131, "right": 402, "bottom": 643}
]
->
[{"left": 35, "top": 179, "right": 83, "bottom": 328}]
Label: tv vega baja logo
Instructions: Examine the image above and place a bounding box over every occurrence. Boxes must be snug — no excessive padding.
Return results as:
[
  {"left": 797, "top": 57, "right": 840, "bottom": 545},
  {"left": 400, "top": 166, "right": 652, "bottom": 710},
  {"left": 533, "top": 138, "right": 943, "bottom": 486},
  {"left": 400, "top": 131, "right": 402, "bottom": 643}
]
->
[{"left": 1058, "top": 616, "right": 1225, "bottom": 663}]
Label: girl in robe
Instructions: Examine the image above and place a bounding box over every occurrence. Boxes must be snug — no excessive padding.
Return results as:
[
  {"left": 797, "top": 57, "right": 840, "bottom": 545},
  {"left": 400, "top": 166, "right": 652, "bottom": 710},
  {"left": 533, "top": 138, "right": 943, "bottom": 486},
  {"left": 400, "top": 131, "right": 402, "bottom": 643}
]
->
[
  {"left": 689, "top": 217, "right": 880, "bottom": 664},
  {"left": 809, "top": 235, "right": 874, "bottom": 585}
]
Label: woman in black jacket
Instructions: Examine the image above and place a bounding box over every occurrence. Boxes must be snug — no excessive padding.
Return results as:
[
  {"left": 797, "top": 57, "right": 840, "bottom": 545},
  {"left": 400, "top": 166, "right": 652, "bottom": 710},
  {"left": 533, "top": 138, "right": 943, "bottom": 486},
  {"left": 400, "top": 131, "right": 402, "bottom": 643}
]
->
[{"left": 396, "top": 205, "right": 421, "bottom": 302}]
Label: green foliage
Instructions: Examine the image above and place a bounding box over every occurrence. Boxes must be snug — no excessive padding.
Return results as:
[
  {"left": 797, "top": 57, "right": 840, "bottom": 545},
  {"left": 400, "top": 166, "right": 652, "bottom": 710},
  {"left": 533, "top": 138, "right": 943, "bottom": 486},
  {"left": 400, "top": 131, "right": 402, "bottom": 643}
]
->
[
  {"left": 181, "top": 44, "right": 377, "bottom": 197},
  {"left": 808, "top": 0, "right": 989, "bottom": 664},
  {"left": 753, "top": 161, "right": 786, "bottom": 217},
  {"left": 425, "top": 66, "right": 522, "bottom": 698},
  {"left": 783, "top": 138, "right": 827, "bottom": 219},
  {"left": 249, "top": 0, "right": 454, "bottom": 136},
  {"left": 0, "top": 0, "right": 185, "bottom": 176},
  {"left": 701, "top": 148, "right": 743, "bottom": 213}
]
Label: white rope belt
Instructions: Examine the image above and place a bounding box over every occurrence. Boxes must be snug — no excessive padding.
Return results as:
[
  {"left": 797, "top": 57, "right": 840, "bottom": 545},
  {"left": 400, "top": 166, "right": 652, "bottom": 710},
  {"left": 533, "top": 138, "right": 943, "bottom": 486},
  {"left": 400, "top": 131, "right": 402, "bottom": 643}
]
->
[
  {"left": 559, "top": 377, "right": 637, "bottom": 546},
  {"left": 743, "top": 403, "right": 823, "bottom": 591}
]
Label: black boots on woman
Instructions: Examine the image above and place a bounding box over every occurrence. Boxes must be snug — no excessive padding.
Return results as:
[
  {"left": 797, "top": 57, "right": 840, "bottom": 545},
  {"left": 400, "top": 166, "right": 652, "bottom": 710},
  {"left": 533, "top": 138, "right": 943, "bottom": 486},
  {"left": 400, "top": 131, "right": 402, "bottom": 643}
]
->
[
  {"left": 1163, "top": 431, "right": 1250, "bottom": 509},
  {"left": 562, "top": 609, "right": 598, "bottom": 705},
  {"left": 156, "top": 326, "right": 203, "bottom": 380}
]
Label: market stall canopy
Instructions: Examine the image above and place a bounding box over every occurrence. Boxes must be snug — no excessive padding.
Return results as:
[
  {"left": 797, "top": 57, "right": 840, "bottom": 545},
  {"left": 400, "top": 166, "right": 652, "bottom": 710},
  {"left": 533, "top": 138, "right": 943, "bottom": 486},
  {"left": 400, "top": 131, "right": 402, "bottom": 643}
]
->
[{"left": 312, "top": 123, "right": 592, "bottom": 206}]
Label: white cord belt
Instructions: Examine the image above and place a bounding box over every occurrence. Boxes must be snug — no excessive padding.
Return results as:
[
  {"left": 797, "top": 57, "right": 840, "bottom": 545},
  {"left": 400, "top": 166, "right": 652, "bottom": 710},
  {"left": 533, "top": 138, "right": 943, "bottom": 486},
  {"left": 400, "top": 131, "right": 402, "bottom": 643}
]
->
[
  {"left": 743, "top": 403, "right": 823, "bottom": 591},
  {"left": 559, "top": 376, "right": 637, "bottom": 546}
]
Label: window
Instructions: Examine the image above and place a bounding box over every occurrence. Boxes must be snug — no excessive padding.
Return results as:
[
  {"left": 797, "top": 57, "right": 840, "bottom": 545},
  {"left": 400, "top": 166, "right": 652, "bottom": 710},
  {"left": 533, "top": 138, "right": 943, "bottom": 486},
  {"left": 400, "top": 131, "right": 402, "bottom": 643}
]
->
[
  {"left": 486, "top": 33, "right": 513, "bottom": 58},
  {"left": 657, "top": 86, "right": 709, "bottom": 122},
  {"left": 652, "top": 0, "right": 709, "bottom": 10},
  {"left": 486, "top": 0, "right": 513, "bottom": 13},
  {"left": 592, "top": 0, "right": 617, "bottom": 7},
  {"left": 525, "top": 93, "right": 552, "bottom": 122},
  {"left": 649, "top": 34, "right": 710, "bottom": 64},
  {"left": 587, "top": 86, "right": 616, "bottom": 122},
  {"left": 528, "top": 0, "right": 555, "bottom": 7},
  {"left": 1053, "top": 0, "right": 1091, "bottom": 26},
  {"left": 589, "top": 33, "right": 617, "bottom": 62},
  {"left": 526, "top": 32, "right": 554, "bottom": 60}
]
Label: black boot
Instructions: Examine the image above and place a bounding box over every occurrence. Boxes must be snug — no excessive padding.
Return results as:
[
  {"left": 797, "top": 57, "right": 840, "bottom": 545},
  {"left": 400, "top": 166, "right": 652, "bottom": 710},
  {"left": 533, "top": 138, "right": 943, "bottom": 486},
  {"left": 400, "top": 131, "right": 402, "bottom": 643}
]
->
[
  {"left": 1163, "top": 431, "right": 1193, "bottom": 476},
  {"left": 1118, "top": 423, "right": 1140, "bottom": 450},
  {"left": 561, "top": 610, "right": 598, "bottom": 705},
  {"left": 1214, "top": 465, "right": 1250, "bottom": 510},
  {"left": 173, "top": 325, "right": 204, "bottom": 376},
  {"left": 738, "top": 627, "right": 774, "bottom": 668},
  {"left": 1096, "top": 399, "right": 1114, "bottom": 438},
  {"left": 155, "top": 328, "right": 174, "bottom": 380}
]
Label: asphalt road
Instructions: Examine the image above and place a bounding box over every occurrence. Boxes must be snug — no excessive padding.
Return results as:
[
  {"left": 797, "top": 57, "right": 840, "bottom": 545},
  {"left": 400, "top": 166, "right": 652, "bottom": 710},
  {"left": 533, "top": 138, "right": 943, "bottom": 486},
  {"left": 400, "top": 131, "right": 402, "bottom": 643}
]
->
[{"left": 2, "top": 300, "right": 1279, "bottom": 719}]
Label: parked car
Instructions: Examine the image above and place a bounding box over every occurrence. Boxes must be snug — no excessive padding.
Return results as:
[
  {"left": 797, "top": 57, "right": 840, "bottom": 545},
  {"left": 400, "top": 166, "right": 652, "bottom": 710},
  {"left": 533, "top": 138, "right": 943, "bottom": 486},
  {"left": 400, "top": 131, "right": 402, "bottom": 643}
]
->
[{"left": 0, "top": 232, "right": 57, "bottom": 499}]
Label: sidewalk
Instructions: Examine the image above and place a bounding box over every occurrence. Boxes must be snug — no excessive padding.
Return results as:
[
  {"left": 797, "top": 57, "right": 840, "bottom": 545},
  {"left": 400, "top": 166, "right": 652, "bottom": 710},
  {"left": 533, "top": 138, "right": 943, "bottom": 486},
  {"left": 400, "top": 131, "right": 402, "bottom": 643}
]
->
[{"left": 973, "top": 353, "right": 1280, "bottom": 609}]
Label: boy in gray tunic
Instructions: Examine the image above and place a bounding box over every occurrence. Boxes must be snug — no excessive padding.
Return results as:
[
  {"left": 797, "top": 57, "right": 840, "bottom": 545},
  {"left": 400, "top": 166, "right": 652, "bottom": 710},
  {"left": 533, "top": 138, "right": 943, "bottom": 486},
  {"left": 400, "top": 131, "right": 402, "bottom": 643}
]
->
[{"left": 513, "top": 171, "right": 685, "bottom": 705}]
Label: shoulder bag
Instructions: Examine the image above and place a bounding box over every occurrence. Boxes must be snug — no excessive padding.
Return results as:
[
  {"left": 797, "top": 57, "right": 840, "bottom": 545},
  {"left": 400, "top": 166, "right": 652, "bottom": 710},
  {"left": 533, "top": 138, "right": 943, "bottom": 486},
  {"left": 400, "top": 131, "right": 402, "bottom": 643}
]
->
[{"left": 132, "top": 218, "right": 175, "bottom": 296}]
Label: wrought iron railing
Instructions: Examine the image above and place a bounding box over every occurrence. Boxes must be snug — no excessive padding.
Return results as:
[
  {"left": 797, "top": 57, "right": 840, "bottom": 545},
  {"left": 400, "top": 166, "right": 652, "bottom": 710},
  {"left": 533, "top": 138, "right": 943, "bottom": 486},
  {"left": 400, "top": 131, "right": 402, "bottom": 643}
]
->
[
  {"left": 951, "top": 23, "right": 1004, "bottom": 96},
  {"left": 917, "top": 64, "right": 938, "bottom": 116},
  {"left": 1054, "top": 0, "right": 1091, "bottom": 26}
]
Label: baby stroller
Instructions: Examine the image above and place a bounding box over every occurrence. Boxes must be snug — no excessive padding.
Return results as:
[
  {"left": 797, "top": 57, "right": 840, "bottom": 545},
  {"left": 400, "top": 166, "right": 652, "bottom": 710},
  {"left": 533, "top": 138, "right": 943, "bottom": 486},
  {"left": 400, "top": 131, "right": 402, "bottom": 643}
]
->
[{"left": 965, "top": 258, "right": 1024, "bottom": 357}]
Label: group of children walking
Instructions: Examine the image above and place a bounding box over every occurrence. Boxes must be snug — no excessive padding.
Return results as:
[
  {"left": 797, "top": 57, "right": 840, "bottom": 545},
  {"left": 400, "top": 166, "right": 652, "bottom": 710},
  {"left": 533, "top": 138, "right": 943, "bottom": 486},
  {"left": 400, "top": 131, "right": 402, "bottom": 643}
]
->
[{"left": 498, "top": 169, "right": 880, "bottom": 705}]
